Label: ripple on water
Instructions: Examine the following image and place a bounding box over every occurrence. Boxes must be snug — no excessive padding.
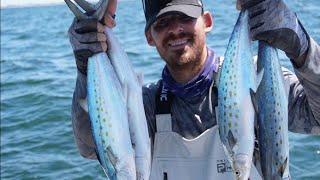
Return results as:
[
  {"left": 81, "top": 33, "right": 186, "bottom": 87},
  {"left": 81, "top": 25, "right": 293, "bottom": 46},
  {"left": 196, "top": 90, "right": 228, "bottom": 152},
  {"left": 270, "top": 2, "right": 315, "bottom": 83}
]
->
[{"left": 289, "top": 133, "right": 320, "bottom": 179}]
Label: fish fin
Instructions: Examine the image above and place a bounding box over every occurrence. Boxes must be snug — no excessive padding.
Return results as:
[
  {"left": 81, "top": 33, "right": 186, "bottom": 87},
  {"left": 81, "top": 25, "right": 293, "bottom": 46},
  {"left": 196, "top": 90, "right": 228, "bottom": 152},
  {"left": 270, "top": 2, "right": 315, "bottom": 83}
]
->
[
  {"left": 106, "top": 146, "right": 119, "bottom": 166},
  {"left": 79, "top": 98, "right": 88, "bottom": 113},
  {"left": 74, "top": 0, "right": 95, "bottom": 13},
  {"left": 250, "top": 89, "right": 259, "bottom": 114},
  {"left": 278, "top": 157, "right": 289, "bottom": 178},
  {"left": 93, "top": 0, "right": 108, "bottom": 20},
  {"left": 64, "top": 0, "right": 87, "bottom": 20},
  {"left": 227, "top": 130, "right": 237, "bottom": 150},
  {"left": 215, "top": 106, "right": 219, "bottom": 122},
  {"left": 136, "top": 72, "right": 144, "bottom": 86},
  {"left": 256, "top": 68, "right": 264, "bottom": 91},
  {"left": 95, "top": 149, "right": 103, "bottom": 165}
]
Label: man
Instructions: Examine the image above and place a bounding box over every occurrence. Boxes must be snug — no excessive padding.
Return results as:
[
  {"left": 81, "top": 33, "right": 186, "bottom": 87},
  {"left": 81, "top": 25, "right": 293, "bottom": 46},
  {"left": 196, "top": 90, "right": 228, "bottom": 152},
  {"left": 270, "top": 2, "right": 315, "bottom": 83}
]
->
[{"left": 69, "top": 0, "right": 320, "bottom": 179}]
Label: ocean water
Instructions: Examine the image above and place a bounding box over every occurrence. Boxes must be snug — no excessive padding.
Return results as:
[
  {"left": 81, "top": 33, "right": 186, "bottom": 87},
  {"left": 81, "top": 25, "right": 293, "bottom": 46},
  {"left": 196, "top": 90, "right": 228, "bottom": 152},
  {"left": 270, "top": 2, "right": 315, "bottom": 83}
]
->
[{"left": 1, "top": 0, "right": 319, "bottom": 179}]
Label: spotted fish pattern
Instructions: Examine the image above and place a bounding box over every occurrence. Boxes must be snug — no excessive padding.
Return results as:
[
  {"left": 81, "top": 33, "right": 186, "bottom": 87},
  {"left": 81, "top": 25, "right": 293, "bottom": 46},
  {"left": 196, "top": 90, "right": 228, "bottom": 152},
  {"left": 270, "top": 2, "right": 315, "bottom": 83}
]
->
[
  {"left": 87, "top": 53, "right": 136, "bottom": 179},
  {"left": 256, "top": 41, "right": 290, "bottom": 180},
  {"left": 217, "top": 10, "right": 257, "bottom": 180}
]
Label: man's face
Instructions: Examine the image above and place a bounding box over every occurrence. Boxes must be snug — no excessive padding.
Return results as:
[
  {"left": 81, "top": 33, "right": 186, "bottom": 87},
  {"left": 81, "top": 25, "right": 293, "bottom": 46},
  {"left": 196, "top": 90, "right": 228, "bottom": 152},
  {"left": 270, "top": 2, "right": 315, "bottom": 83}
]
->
[{"left": 146, "top": 12, "right": 213, "bottom": 71}]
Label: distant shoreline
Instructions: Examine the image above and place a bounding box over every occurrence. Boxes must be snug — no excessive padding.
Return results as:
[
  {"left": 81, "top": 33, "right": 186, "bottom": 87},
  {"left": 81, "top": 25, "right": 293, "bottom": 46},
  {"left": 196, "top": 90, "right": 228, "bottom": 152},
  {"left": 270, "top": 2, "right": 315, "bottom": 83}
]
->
[
  {"left": 1, "top": 2, "right": 65, "bottom": 9},
  {"left": 1, "top": 0, "right": 131, "bottom": 9}
]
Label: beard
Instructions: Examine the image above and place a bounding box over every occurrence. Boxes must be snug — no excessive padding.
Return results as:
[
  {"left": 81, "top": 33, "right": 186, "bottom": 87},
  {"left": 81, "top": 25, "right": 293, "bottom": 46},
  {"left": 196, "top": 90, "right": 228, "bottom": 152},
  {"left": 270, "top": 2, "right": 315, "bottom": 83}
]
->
[{"left": 157, "top": 31, "right": 205, "bottom": 72}]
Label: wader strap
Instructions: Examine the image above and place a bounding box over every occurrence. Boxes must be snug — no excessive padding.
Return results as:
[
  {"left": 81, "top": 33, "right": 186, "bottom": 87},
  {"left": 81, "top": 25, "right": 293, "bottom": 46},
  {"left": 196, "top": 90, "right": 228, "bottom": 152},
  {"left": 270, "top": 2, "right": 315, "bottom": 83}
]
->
[
  {"left": 155, "top": 80, "right": 174, "bottom": 114},
  {"left": 155, "top": 80, "right": 174, "bottom": 132},
  {"left": 155, "top": 114, "right": 172, "bottom": 132}
]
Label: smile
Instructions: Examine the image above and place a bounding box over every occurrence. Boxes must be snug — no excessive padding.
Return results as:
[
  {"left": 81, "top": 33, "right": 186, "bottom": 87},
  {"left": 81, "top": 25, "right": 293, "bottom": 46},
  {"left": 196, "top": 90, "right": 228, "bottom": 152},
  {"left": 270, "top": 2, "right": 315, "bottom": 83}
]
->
[{"left": 168, "top": 39, "right": 188, "bottom": 47}]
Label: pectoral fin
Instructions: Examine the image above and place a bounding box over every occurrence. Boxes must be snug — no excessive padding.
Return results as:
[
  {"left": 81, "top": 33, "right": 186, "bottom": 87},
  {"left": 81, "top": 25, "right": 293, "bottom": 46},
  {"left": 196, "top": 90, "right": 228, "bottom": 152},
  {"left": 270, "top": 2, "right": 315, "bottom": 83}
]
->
[
  {"left": 79, "top": 98, "right": 88, "bottom": 113},
  {"left": 256, "top": 68, "right": 264, "bottom": 89},
  {"left": 250, "top": 89, "right": 258, "bottom": 114}
]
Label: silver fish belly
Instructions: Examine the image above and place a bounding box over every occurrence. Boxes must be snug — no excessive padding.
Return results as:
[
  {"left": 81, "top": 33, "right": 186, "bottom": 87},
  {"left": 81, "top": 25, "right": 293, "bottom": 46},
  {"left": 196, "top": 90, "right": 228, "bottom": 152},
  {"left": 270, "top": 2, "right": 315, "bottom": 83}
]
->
[
  {"left": 105, "top": 28, "right": 151, "bottom": 180},
  {"left": 87, "top": 53, "right": 136, "bottom": 179},
  {"left": 256, "top": 41, "right": 290, "bottom": 180},
  {"left": 217, "top": 10, "right": 256, "bottom": 180}
]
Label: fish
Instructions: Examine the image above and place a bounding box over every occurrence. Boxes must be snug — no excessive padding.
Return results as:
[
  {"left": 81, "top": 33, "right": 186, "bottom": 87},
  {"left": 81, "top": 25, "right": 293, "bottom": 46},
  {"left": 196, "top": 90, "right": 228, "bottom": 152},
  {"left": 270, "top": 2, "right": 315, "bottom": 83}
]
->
[
  {"left": 65, "top": 0, "right": 138, "bottom": 179},
  {"left": 217, "top": 10, "right": 261, "bottom": 180},
  {"left": 105, "top": 27, "right": 151, "bottom": 180},
  {"left": 256, "top": 41, "right": 290, "bottom": 180},
  {"left": 87, "top": 53, "right": 136, "bottom": 179}
]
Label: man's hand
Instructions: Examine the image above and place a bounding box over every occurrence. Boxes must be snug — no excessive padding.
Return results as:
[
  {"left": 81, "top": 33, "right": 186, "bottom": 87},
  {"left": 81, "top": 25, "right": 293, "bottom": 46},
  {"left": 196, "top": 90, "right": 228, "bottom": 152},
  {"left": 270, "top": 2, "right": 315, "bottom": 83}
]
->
[
  {"left": 237, "top": 0, "right": 309, "bottom": 67},
  {"left": 67, "top": 0, "right": 117, "bottom": 75},
  {"left": 68, "top": 19, "right": 108, "bottom": 75}
]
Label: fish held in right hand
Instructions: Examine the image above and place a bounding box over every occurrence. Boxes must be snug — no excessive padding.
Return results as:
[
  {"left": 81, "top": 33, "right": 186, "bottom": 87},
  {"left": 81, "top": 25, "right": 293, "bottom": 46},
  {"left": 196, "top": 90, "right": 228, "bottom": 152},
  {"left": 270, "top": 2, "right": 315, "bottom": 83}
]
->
[{"left": 66, "top": 0, "right": 117, "bottom": 75}]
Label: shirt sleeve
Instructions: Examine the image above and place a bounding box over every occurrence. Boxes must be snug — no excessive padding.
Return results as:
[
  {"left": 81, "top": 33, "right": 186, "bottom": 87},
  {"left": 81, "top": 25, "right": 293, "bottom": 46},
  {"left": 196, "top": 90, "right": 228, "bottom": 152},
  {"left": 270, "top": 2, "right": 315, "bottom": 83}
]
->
[
  {"left": 285, "top": 37, "right": 320, "bottom": 135},
  {"left": 71, "top": 71, "right": 98, "bottom": 159}
]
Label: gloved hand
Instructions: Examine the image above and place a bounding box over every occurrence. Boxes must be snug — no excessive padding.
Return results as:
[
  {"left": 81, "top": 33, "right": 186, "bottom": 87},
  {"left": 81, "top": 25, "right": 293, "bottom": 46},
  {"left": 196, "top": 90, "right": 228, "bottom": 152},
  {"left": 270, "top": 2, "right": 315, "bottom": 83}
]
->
[
  {"left": 68, "top": 19, "right": 108, "bottom": 74},
  {"left": 238, "top": 0, "right": 309, "bottom": 65},
  {"left": 68, "top": 0, "right": 117, "bottom": 75}
]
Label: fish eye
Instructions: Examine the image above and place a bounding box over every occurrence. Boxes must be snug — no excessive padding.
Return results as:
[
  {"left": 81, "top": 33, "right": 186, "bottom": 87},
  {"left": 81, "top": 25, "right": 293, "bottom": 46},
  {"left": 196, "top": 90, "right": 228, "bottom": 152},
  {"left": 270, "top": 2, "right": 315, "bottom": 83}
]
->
[{"left": 235, "top": 170, "right": 241, "bottom": 176}]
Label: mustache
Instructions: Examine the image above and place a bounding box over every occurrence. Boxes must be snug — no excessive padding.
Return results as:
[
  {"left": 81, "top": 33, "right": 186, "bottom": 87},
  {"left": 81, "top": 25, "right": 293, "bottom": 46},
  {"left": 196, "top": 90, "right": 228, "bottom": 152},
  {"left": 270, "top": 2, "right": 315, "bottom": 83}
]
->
[{"left": 163, "top": 32, "right": 194, "bottom": 45}]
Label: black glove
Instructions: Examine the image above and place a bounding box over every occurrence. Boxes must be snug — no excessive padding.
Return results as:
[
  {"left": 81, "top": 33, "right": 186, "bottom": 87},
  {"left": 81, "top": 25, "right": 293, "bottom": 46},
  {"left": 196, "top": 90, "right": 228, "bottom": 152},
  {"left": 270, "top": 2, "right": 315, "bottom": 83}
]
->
[
  {"left": 68, "top": 18, "right": 108, "bottom": 75},
  {"left": 65, "top": 0, "right": 117, "bottom": 75},
  {"left": 240, "top": 0, "right": 309, "bottom": 62}
]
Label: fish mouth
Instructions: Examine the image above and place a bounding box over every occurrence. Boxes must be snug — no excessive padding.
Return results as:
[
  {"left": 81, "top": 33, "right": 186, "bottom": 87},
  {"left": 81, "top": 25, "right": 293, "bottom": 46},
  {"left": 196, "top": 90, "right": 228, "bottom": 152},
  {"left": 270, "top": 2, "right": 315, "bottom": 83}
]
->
[{"left": 233, "top": 154, "right": 251, "bottom": 179}]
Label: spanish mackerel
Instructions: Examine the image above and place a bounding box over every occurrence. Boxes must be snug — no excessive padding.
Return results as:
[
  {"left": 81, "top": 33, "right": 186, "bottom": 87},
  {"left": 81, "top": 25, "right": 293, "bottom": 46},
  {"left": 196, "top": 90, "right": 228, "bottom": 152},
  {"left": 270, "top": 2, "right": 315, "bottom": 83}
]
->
[
  {"left": 105, "top": 27, "right": 151, "bottom": 180},
  {"left": 87, "top": 53, "right": 136, "bottom": 179},
  {"left": 217, "top": 10, "right": 259, "bottom": 180},
  {"left": 256, "top": 41, "right": 290, "bottom": 180},
  {"left": 64, "top": 0, "right": 138, "bottom": 179}
]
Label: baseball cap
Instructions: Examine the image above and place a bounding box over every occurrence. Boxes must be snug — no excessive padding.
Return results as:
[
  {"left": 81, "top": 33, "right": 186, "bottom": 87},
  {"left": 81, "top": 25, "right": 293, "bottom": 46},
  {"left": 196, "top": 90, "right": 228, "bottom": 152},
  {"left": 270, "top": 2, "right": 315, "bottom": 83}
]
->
[{"left": 142, "top": 0, "right": 204, "bottom": 31}]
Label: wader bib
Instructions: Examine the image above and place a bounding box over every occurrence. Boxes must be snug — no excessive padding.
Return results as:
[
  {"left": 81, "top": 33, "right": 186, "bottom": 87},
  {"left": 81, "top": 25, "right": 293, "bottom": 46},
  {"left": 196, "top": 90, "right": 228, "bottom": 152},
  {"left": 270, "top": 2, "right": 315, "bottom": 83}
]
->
[{"left": 150, "top": 82, "right": 262, "bottom": 180}]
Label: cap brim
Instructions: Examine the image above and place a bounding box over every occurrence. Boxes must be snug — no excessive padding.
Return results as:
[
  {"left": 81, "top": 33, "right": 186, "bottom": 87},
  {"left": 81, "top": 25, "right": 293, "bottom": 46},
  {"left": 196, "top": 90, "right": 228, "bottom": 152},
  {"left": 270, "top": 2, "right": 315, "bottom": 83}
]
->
[
  {"left": 145, "top": 4, "right": 202, "bottom": 31},
  {"left": 158, "top": 4, "right": 202, "bottom": 19}
]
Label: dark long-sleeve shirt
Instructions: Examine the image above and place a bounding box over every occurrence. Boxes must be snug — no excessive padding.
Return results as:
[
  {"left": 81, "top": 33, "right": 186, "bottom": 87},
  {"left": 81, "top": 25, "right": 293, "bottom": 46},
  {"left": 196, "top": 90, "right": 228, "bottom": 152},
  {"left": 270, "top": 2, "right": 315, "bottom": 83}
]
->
[{"left": 71, "top": 37, "right": 320, "bottom": 159}]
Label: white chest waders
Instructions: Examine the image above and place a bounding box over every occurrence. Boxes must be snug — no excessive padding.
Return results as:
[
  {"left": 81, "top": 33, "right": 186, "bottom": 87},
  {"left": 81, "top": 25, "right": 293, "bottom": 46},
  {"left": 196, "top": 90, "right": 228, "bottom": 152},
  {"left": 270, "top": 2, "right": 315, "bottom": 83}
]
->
[{"left": 150, "top": 81, "right": 262, "bottom": 180}]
